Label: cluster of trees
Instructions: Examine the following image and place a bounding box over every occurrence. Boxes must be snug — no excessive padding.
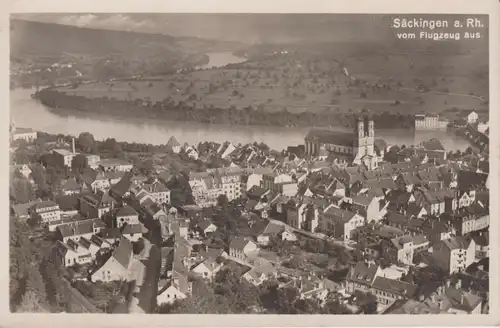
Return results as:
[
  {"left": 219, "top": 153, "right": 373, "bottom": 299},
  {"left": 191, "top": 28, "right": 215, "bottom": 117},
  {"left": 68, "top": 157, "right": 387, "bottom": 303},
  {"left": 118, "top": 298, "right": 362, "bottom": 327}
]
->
[
  {"left": 10, "top": 216, "right": 66, "bottom": 312},
  {"left": 35, "top": 89, "right": 416, "bottom": 129},
  {"left": 157, "top": 267, "right": 353, "bottom": 314}
]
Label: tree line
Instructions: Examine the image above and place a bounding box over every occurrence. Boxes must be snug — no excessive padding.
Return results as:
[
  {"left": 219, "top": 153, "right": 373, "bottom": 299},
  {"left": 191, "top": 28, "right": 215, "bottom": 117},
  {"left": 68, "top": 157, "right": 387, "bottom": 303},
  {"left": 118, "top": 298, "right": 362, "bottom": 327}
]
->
[{"left": 35, "top": 89, "right": 416, "bottom": 129}]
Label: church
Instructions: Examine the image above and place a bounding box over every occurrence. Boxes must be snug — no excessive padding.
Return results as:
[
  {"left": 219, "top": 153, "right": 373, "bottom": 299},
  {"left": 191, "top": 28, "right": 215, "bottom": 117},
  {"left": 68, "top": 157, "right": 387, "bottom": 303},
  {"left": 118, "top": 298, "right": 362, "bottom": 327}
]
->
[{"left": 304, "top": 115, "right": 382, "bottom": 170}]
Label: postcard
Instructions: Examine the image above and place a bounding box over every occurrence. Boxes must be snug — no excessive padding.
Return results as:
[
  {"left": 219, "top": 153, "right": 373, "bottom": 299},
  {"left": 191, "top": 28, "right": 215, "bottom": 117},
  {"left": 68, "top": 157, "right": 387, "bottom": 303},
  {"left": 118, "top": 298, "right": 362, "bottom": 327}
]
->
[{"left": 2, "top": 0, "right": 499, "bottom": 327}]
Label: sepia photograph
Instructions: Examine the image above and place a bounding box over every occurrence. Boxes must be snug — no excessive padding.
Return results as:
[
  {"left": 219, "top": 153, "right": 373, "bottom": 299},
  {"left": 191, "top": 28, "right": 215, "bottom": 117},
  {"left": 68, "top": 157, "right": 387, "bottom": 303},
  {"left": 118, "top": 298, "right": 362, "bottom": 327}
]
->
[{"left": 6, "top": 4, "right": 497, "bottom": 323}]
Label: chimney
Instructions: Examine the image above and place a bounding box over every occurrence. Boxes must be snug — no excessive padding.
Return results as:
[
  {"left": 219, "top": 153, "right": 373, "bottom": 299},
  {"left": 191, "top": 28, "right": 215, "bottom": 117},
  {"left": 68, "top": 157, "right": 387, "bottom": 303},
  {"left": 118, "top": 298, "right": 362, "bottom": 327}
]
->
[{"left": 72, "top": 137, "right": 76, "bottom": 154}]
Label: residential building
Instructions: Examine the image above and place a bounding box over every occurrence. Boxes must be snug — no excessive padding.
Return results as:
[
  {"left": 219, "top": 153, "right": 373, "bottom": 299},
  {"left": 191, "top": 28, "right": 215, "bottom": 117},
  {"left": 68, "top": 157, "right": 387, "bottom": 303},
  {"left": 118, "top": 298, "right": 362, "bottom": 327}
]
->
[
  {"left": 115, "top": 205, "right": 140, "bottom": 228},
  {"left": 166, "top": 136, "right": 181, "bottom": 154},
  {"left": 99, "top": 158, "right": 133, "bottom": 172},
  {"left": 432, "top": 236, "right": 476, "bottom": 275},
  {"left": 242, "top": 264, "right": 278, "bottom": 286},
  {"left": 143, "top": 179, "right": 171, "bottom": 205},
  {"left": 57, "top": 218, "right": 107, "bottom": 243},
  {"left": 370, "top": 276, "right": 418, "bottom": 306},
  {"left": 414, "top": 114, "right": 448, "bottom": 130},
  {"left": 85, "top": 154, "right": 101, "bottom": 169},
  {"left": 52, "top": 148, "right": 77, "bottom": 168},
  {"left": 52, "top": 240, "right": 94, "bottom": 268},
  {"left": 189, "top": 172, "right": 223, "bottom": 208},
  {"left": 348, "top": 194, "right": 387, "bottom": 223},
  {"left": 196, "top": 219, "right": 217, "bottom": 236},
  {"left": 345, "top": 261, "right": 381, "bottom": 295},
  {"left": 319, "top": 205, "right": 365, "bottom": 242},
  {"left": 29, "top": 201, "right": 61, "bottom": 225},
  {"left": 467, "top": 111, "right": 478, "bottom": 124},
  {"left": 453, "top": 202, "right": 489, "bottom": 236},
  {"left": 191, "top": 258, "right": 223, "bottom": 281},
  {"left": 80, "top": 190, "right": 116, "bottom": 219},
  {"left": 91, "top": 237, "right": 133, "bottom": 282},
  {"left": 11, "top": 126, "right": 38, "bottom": 142},
  {"left": 229, "top": 237, "right": 259, "bottom": 261}
]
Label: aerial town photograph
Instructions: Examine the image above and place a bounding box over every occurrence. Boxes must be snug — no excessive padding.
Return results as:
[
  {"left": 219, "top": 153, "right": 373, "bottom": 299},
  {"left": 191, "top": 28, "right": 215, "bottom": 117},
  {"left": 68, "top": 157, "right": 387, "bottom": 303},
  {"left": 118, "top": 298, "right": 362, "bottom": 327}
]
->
[{"left": 9, "top": 13, "right": 490, "bottom": 315}]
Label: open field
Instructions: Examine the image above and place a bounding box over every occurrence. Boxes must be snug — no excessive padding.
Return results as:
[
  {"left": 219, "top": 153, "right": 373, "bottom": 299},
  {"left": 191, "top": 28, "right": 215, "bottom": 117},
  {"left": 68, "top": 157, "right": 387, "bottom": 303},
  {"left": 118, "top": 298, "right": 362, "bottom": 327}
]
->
[{"left": 54, "top": 47, "right": 488, "bottom": 115}]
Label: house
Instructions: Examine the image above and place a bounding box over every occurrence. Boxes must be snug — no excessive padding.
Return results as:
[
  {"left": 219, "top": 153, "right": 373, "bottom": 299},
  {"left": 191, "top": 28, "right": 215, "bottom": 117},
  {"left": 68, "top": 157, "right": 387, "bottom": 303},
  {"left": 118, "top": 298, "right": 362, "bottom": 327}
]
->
[
  {"left": 345, "top": 261, "right": 381, "bottom": 295},
  {"left": 432, "top": 236, "right": 476, "bottom": 275},
  {"left": 212, "top": 167, "right": 246, "bottom": 202},
  {"left": 29, "top": 201, "right": 61, "bottom": 225},
  {"left": 11, "top": 127, "right": 38, "bottom": 142},
  {"left": 57, "top": 218, "right": 107, "bottom": 243},
  {"left": 253, "top": 221, "right": 296, "bottom": 246},
  {"left": 413, "top": 187, "right": 447, "bottom": 216},
  {"left": 349, "top": 194, "right": 387, "bottom": 223},
  {"left": 157, "top": 236, "right": 193, "bottom": 305},
  {"left": 229, "top": 237, "right": 259, "bottom": 260},
  {"left": 319, "top": 206, "right": 365, "bottom": 242},
  {"left": 115, "top": 205, "right": 140, "bottom": 228},
  {"left": 453, "top": 202, "right": 489, "bottom": 236},
  {"left": 467, "top": 111, "right": 478, "bottom": 124},
  {"left": 14, "top": 164, "right": 32, "bottom": 180},
  {"left": 370, "top": 276, "right": 418, "bottom": 307},
  {"left": 191, "top": 258, "right": 223, "bottom": 281},
  {"left": 423, "top": 284, "right": 483, "bottom": 314},
  {"left": 61, "top": 177, "right": 82, "bottom": 195},
  {"left": 52, "top": 240, "right": 94, "bottom": 268},
  {"left": 11, "top": 201, "right": 37, "bottom": 220},
  {"left": 143, "top": 179, "right": 171, "bottom": 205},
  {"left": 286, "top": 199, "right": 321, "bottom": 232},
  {"left": 471, "top": 231, "right": 489, "bottom": 260},
  {"left": 387, "top": 235, "right": 414, "bottom": 266},
  {"left": 121, "top": 224, "right": 148, "bottom": 242},
  {"left": 184, "top": 145, "right": 199, "bottom": 160},
  {"left": 167, "top": 136, "right": 181, "bottom": 154},
  {"left": 52, "top": 148, "right": 77, "bottom": 168},
  {"left": 188, "top": 172, "right": 223, "bottom": 208},
  {"left": 55, "top": 194, "right": 81, "bottom": 219},
  {"left": 157, "top": 274, "right": 191, "bottom": 305},
  {"left": 80, "top": 190, "right": 116, "bottom": 219},
  {"left": 297, "top": 276, "right": 329, "bottom": 303},
  {"left": 99, "top": 158, "right": 133, "bottom": 172},
  {"left": 196, "top": 219, "right": 217, "bottom": 236},
  {"left": 91, "top": 237, "right": 133, "bottom": 282},
  {"left": 242, "top": 264, "right": 278, "bottom": 286},
  {"left": 85, "top": 154, "right": 101, "bottom": 170}
]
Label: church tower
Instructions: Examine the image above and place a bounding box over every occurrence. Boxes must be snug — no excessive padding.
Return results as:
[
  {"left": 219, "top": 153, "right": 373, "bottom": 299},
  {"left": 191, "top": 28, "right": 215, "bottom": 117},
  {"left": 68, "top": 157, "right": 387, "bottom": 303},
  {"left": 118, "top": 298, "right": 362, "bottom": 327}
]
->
[{"left": 354, "top": 115, "right": 376, "bottom": 169}]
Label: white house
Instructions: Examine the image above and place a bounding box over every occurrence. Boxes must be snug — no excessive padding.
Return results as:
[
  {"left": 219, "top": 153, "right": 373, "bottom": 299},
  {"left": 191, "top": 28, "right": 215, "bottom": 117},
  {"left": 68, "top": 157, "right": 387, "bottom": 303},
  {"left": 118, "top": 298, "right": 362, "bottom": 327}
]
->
[
  {"left": 432, "top": 236, "right": 476, "bottom": 275},
  {"left": 191, "top": 258, "right": 222, "bottom": 281},
  {"left": 467, "top": 111, "right": 478, "bottom": 124},
  {"left": 229, "top": 237, "right": 259, "bottom": 260}
]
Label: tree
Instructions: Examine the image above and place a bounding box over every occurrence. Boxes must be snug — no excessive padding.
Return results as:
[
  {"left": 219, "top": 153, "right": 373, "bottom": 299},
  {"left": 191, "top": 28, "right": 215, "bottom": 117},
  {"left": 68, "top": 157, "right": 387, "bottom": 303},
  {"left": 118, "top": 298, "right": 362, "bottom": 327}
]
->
[
  {"left": 16, "top": 291, "right": 49, "bottom": 313},
  {"left": 71, "top": 154, "right": 88, "bottom": 173},
  {"left": 132, "top": 238, "right": 145, "bottom": 254},
  {"left": 217, "top": 194, "right": 229, "bottom": 208},
  {"left": 78, "top": 132, "right": 95, "bottom": 153}
]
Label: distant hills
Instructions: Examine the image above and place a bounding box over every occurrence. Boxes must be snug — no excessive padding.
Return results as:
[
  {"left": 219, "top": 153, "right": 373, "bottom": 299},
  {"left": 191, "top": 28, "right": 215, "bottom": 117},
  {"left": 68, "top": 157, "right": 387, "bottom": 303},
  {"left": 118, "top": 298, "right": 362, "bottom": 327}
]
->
[{"left": 10, "top": 19, "right": 243, "bottom": 59}]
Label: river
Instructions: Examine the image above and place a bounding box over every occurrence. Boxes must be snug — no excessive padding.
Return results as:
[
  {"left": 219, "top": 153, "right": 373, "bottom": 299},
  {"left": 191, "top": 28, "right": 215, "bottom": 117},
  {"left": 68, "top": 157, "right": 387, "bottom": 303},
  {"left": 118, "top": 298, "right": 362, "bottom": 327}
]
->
[{"left": 10, "top": 52, "right": 469, "bottom": 152}]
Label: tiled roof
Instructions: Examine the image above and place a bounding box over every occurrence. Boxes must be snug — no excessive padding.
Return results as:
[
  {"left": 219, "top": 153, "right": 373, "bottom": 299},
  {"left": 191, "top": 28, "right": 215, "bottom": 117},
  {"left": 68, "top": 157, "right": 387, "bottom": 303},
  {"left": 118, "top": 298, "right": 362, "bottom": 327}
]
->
[
  {"left": 109, "top": 172, "right": 133, "bottom": 198},
  {"left": 230, "top": 237, "right": 254, "bottom": 251},
  {"left": 113, "top": 237, "right": 133, "bottom": 269},
  {"left": 372, "top": 276, "right": 418, "bottom": 298},
  {"left": 348, "top": 261, "right": 378, "bottom": 285},
  {"left": 116, "top": 205, "right": 138, "bottom": 217},
  {"left": 322, "top": 206, "right": 357, "bottom": 223},
  {"left": 197, "top": 219, "right": 216, "bottom": 232},
  {"left": 442, "top": 236, "right": 472, "bottom": 250},
  {"left": 55, "top": 194, "right": 80, "bottom": 211}
]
